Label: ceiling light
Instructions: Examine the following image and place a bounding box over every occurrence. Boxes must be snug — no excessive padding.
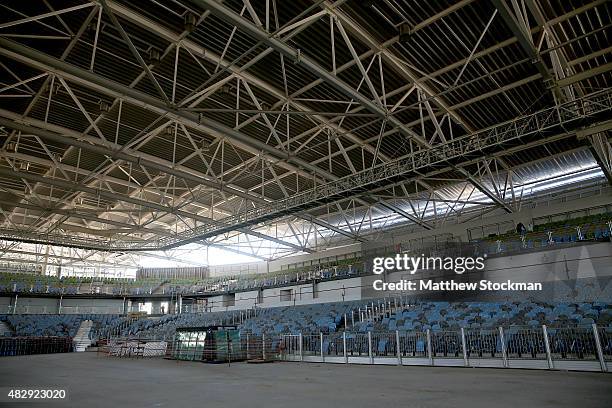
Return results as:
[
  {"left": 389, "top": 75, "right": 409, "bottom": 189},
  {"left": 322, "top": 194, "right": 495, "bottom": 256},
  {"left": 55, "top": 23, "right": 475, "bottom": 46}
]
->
[
  {"left": 184, "top": 13, "right": 197, "bottom": 32},
  {"left": 147, "top": 48, "right": 161, "bottom": 65},
  {"left": 98, "top": 101, "right": 110, "bottom": 114},
  {"left": 399, "top": 23, "right": 412, "bottom": 43},
  {"left": 219, "top": 84, "right": 232, "bottom": 95}
]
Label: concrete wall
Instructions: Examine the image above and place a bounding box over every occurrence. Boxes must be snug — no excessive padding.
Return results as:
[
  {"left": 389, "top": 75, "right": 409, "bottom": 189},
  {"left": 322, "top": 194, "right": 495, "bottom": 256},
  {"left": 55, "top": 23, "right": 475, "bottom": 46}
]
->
[
  {"left": 206, "top": 277, "right": 363, "bottom": 312},
  {"left": 235, "top": 290, "right": 260, "bottom": 309},
  {"left": 267, "top": 244, "right": 362, "bottom": 271},
  {"left": 2, "top": 296, "right": 58, "bottom": 314},
  {"left": 61, "top": 298, "right": 124, "bottom": 313},
  {"left": 0, "top": 296, "right": 125, "bottom": 314},
  {"left": 208, "top": 262, "right": 267, "bottom": 277}
]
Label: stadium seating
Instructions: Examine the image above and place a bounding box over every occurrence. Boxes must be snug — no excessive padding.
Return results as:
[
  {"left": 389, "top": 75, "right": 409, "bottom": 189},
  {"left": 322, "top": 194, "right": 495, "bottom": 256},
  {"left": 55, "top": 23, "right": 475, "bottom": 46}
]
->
[
  {"left": 240, "top": 302, "right": 357, "bottom": 335},
  {"left": 353, "top": 300, "right": 612, "bottom": 332},
  {"left": 117, "top": 304, "right": 357, "bottom": 339},
  {"left": 478, "top": 212, "right": 612, "bottom": 256},
  {"left": 1, "top": 296, "right": 610, "bottom": 359},
  {"left": 158, "top": 258, "right": 363, "bottom": 295},
  {"left": 116, "top": 298, "right": 611, "bottom": 341},
  {"left": 0, "top": 257, "right": 363, "bottom": 296},
  {"left": 0, "top": 314, "right": 126, "bottom": 338}
]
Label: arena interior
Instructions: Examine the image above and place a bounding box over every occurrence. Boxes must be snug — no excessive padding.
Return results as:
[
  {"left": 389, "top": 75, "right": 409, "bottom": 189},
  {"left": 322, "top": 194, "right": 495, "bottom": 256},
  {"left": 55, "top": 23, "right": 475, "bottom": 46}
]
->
[{"left": 0, "top": 0, "right": 612, "bottom": 407}]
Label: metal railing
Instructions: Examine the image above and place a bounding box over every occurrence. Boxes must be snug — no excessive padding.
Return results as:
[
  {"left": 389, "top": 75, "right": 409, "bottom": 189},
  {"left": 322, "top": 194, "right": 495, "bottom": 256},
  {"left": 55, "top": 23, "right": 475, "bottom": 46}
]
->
[
  {"left": 2, "top": 305, "right": 124, "bottom": 315},
  {"left": 100, "top": 339, "right": 168, "bottom": 358},
  {"left": 91, "top": 323, "right": 611, "bottom": 372},
  {"left": 0, "top": 336, "right": 72, "bottom": 356},
  {"left": 597, "top": 326, "right": 612, "bottom": 362},
  {"left": 279, "top": 324, "right": 610, "bottom": 372}
]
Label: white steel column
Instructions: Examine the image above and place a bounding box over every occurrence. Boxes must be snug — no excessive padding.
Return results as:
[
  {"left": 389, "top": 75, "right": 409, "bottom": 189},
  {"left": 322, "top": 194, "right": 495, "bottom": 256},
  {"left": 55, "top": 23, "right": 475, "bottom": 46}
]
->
[
  {"left": 592, "top": 323, "right": 607, "bottom": 372},
  {"left": 542, "top": 325, "right": 553, "bottom": 369}
]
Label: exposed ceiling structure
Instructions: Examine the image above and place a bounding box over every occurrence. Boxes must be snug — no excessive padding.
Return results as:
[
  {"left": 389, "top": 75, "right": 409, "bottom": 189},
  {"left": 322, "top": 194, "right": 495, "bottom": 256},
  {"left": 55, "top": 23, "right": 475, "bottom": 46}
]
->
[{"left": 0, "top": 0, "right": 610, "bottom": 267}]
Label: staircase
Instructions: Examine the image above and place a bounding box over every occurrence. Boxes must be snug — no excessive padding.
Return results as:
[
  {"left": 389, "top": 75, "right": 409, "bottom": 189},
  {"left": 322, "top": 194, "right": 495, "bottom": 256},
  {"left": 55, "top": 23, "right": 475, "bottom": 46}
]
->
[
  {"left": 0, "top": 321, "right": 13, "bottom": 337},
  {"left": 72, "top": 320, "right": 93, "bottom": 352}
]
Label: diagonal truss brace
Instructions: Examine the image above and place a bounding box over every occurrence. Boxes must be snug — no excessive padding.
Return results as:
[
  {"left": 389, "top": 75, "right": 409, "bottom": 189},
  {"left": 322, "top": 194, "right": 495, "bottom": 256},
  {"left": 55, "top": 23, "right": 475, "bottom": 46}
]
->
[{"left": 454, "top": 167, "right": 513, "bottom": 213}]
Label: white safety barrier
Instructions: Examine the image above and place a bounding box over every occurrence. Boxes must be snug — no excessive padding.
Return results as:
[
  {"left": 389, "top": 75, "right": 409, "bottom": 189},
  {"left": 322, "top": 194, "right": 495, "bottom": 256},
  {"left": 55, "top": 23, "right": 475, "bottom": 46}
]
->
[{"left": 280, "top": 324, "right": 611, "bottom": 372}]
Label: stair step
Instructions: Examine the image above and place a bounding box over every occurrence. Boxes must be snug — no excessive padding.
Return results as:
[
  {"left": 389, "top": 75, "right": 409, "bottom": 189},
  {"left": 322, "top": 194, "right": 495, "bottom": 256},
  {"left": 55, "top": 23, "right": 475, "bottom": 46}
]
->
[{"left": 72, "top": 320, "right": 94, "bottom": 352}]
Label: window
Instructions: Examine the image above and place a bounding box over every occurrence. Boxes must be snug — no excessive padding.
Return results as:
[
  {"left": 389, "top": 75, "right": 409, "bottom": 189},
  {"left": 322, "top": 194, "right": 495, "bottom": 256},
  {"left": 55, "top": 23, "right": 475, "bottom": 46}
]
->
[
  {"left": 223, "top": 293, "right": 235, "bottom": 307},
  {"left": 280, "top": 289, "right": 293, "bottom": 302}
]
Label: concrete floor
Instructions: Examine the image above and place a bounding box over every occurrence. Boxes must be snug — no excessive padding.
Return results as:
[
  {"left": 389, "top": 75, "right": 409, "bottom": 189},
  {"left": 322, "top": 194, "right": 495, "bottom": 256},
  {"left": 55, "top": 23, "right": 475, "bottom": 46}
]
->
[{"left": 0, "top": 353, "right": 611, "bottom": 408}]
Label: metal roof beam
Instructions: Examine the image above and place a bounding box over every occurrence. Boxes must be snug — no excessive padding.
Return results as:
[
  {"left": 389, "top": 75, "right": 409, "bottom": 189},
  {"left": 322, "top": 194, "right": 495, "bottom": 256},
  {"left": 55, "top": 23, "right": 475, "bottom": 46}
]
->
[
  {"left": 189, "top": 0, "right": 431, "bottom": 148},
  {"left": 555, "top": 63, "right": 612, "bottom": 89},
  {"left": 0, "top": 114, "right": 330, "bottom": 251},
  {"left": 374, "top": 200, "right": 434, "bottom": 230},
  {"left": 103, "top": 0, "right": 387, "bottom": 163},
  {"left": 455, "top": 168, "right": 513, "bottom": 213},
  {"left": 0, "top": 38, "right": 363, "bottom": 247},
  {"left": 322, "top": 1, "right": 474, "bottom": 133},
  {"left": 588, "top": 133, "right": 612, "bottom": 185},
  {"left": 203, "top": 242, "right": 269, "bottom": 261},
  {"left": 491, "top": 0, "right": 561, "bottom": 100},
  {"left": 98, "top": 90, "right": 611, "bottom": 242},
  {"left": 0, "top": 111, "right": 259, "bottom": 205},
  {"left": 299, "top": 215, "right": 367, "bottom": 242},
  {"left": 0, "top": 37, "right": 330, "bottom": 182},
  {"left": 0, "top": 198, "right": 141, "bottom": 230},
  {"left": 0, "top": 165, "right": 310, "bottom": 253}
]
